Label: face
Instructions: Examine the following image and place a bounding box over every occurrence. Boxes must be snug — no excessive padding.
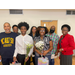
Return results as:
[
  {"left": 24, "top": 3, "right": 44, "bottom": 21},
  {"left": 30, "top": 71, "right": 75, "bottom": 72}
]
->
[
  {"left": 50, "top": 26, "right": 55, "bottom": 30},
  {"left": 4, "top": 23, "right": 11, "bottom": 33},
  {"left": 32, "top": 27, "right": 36, "bottom": 33},
  {"left": 39, "top": 28, "right": 45, "bottom": 36},
  {"left": 20, "top": 26, "right": 27, "bottom": 35},
  {"left": 62, "top": 27, "right": 68, "bottom": 35},
  {"left": 13, "top": 26, "right": 18, "bottom": 33}
]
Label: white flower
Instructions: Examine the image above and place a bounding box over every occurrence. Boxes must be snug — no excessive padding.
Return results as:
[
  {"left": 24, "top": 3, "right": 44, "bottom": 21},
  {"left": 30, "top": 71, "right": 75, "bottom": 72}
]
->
[{"left": 35, "top": 41, "right": 44, "bottom": 52}]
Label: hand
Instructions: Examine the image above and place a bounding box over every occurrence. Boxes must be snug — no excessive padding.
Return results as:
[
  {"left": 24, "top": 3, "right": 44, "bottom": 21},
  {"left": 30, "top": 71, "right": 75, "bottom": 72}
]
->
[
  {"left": 58, "top": 48, "right": 63, "bottom": 52},
  {"left": 55, "top": 51, "right": 58, "bottom": 56},
  {"left": 13, "top": 57, "right": 17, "bottom": 62},
  {"left": 25, "top": 56, "right": 29, "bottom": 62},
  {"left": 43, "top": 50, "right": 48, "bottom": 56},
  {"left": 0, "top": 55, "right": 1, "bottom": 60}
]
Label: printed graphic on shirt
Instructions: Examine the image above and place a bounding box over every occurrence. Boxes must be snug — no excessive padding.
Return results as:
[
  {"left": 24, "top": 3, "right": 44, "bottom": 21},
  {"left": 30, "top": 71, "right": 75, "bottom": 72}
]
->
[{"left": 1, "top": 37, "right": 14, "bottom": 47}]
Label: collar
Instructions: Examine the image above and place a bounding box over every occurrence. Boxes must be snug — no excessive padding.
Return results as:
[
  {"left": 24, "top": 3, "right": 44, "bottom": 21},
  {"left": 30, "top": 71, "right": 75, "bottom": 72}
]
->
[
  {"left": 61, "top": 33, "right": 68, "bottom": 38},
  {"left": 20, "top": 34, "right": 27, "bottom": 38},
  {"left": 38, "top": 35, "right": 46, "bottom": 39}
]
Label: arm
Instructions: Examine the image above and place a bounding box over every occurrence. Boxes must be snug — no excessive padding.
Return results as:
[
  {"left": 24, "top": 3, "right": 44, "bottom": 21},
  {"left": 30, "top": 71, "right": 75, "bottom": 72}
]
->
[
  {"left": 43, "top": 40, "right": 53, "bottom": 56},
  {"left": 34, "top": 41, "right": 42, "bottom": 55},
  {"left": 62, "top": 36, "right": 74, "bottom": 52},
  {"left": 13, "top": 37, "right": 18, "bottom": 61},
  {"left": 28, "top": 38, "right": 34, "bottom": 57}
]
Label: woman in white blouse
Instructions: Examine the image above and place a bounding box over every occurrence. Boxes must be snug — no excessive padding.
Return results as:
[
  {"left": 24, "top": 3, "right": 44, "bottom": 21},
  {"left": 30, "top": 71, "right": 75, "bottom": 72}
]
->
[{"left": 13, "top": 22, "right": 33, "bottom": 65}]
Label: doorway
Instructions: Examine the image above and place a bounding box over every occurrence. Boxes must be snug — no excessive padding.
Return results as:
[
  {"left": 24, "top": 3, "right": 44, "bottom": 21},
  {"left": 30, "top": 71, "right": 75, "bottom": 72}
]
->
[{"left": 41, "top": 20, "right": 58, "bottom": 33}]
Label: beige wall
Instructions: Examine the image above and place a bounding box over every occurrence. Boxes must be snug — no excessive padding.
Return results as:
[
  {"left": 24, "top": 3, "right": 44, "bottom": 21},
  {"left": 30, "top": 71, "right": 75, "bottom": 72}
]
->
[{"left": 0, "top": 9, "right": 75, "bottom": 37}]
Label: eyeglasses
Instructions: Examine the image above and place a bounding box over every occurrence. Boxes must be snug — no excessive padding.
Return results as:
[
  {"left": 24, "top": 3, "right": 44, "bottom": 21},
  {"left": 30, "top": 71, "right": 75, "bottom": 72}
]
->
[{"left": 40, "top": 30, "right": 45, "bottom": 32}]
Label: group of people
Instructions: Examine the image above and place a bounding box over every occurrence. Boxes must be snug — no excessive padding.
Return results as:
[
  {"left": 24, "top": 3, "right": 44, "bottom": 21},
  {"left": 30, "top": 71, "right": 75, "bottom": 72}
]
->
[{"left": 0, "top": 22, "right": 74, "bottom": 65}]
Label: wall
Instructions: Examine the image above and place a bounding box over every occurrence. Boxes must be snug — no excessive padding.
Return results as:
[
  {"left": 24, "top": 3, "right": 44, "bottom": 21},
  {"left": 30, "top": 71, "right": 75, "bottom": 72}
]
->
[{"left": 0, "top": 9, "right": 75, "bottom": 55}]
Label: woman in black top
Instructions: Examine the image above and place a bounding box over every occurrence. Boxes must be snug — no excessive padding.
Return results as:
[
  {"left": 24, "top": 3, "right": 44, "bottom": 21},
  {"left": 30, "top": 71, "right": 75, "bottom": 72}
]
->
[{"left": 29, "top": 26, "right": 38, "bottom": 65}]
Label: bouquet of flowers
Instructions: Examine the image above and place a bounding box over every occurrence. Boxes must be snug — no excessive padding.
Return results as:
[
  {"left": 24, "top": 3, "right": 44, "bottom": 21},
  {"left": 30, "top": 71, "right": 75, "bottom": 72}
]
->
[
  {"left": 35, "top": 41, "right": 44, "bottom": 56},
  {"left": 24, "top": 42, "right": 33, "bottom": 64}
]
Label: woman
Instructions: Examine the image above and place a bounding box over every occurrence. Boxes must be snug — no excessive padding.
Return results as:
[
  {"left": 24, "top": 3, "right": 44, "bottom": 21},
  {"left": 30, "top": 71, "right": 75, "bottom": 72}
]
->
[
  {"left": 34, "top": 26, "right": 53, "bottom": 65},
  {"left": 55, "top": 24, "right": 74, "bottom": 65},
  {"left": 13, "top": 22, "right": 33, "bottom": 65},
  {"left": 29, "top": 26, "right": 38, "bottom": 39},
  {"left": 29, "top": 26, "right": 38, "bottom": 65}
]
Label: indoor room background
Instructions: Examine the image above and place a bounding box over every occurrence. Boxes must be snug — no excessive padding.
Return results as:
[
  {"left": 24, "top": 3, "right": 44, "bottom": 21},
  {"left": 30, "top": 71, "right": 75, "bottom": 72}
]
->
[{"left": 0, "top": 9, "right": 75, "bottom": 55}]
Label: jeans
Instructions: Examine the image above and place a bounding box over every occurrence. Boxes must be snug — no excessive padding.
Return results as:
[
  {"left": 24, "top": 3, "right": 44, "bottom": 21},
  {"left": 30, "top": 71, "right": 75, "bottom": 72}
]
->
[
  {"left": 50, "top": 59, "right": 54, "bottom": 65},
  {"left": 35, "top": 54, "right": 51, "bottom": 65}
]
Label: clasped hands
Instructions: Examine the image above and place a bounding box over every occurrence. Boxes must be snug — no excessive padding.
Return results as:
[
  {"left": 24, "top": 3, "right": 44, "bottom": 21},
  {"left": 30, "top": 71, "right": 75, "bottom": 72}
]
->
[{"left": 41, "top": 50, "right": 48, "bottom": 56}]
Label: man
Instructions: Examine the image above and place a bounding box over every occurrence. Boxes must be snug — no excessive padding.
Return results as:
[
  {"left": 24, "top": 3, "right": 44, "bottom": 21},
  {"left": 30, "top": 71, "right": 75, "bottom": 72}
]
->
[
  {"left": 13, "top": 22, "right": 33, "bottom": 65},
  {"left": 46, "top": 26, "right": 59, "bottom": 65},
  {"left": 12, "top": 25, "right": 20, "bottom": 35},
  {"left": 0, "top": 22, "right": 17, "bottom": 65}
]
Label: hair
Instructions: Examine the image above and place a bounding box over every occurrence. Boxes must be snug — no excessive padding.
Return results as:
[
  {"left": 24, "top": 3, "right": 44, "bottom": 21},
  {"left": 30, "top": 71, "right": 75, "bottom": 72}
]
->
[
  {"left": 37, "top": 26, "right": 48, "bottom": 36},
  {"left": 61, "top": 24, "right": 71, "bottom": 32},
  {"left": 4, "top": 22, "right": 10, "bottom": 26},
  {"left": 29, "top": 26, "right": 38, "bottom": 36},
  {"left": 18, "top": 22, "right": 29, "bottom": 30},
  {"left": 12, "top": 25, "right": 18, "bottom": 29}
]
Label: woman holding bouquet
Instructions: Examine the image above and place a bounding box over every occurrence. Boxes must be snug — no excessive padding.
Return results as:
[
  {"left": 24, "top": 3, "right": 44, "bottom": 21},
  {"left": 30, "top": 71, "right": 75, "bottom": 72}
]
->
[
  {"left": 13, "top": 22, "right": 33, "bottom": 65},
  {"left": 34, "top": 26, "right": 53, "bottom": 65}
]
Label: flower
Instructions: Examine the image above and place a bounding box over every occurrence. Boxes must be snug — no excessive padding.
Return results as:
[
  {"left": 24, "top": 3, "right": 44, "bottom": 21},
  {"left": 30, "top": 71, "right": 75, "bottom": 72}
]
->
[
  {"left": 24, "top": 41, "right": 33, "bottom": 65},
  {"left": 35, "top": 41, "right": 44, "bottom": 53}
]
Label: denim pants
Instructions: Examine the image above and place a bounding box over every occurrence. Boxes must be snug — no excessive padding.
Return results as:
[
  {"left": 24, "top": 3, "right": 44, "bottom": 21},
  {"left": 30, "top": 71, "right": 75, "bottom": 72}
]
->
[
  {"left": 50, "top": 59, "right": 54, "bottom": 65},
  {"left": 35, "top": 54, "right": 51, "bottom": 65}
]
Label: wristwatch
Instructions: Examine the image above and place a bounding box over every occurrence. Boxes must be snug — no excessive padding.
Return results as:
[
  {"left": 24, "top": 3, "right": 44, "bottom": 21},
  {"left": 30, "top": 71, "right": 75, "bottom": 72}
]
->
[{"left": 62, "top": 48, "right": 63, "bottom": 51}]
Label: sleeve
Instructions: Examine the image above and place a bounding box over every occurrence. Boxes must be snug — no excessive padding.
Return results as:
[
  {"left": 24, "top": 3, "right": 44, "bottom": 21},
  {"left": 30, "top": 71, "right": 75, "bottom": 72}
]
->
[
  {"left": 63, "top": 35, "right": 75, "bottom": 52},
  {"left": 13, "top": 37, "right": 18, "bottom": 57},
  {"left": 49, "top": 36, "right": 52, "bottom": 41},
  {"left": 28, "top": 37, "right": 34, "bottom": 57},
  {"left": 56, "top": 35, "right": 60, "bottom": 45},
  {"left": 34, "top": 37, "right": 36, "bottom": 42}
]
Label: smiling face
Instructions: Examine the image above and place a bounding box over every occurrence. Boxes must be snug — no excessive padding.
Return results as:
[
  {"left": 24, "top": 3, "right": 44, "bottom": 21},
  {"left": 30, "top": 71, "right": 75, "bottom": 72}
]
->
[
  {"left": 32, "top": 27, "right": 37, "bottom": 33},
  {"left": 20, "top": 26, "right": 27, "bottom": 35},
  {"left": 39, "top": 28, "right": 45, "bottom": 36},
  {"left": 13, "top": 26, "right": 18, "bottom": 33},
  {"left": 4, "top": 23, "right": 11, "bottom": 33},
  {"left": 62, "top": 27, "right": 68, "bottom": 35}
]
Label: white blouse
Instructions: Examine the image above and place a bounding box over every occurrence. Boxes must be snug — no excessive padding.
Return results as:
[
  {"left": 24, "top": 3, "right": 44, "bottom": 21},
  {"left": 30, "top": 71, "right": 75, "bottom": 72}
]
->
[{"left": 13, "top": 34, "right": 33, "bottom": 57}]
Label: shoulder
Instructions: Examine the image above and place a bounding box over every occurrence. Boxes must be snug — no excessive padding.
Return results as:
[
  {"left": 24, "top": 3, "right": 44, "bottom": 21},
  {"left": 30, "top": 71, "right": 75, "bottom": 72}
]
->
[
  {"left": 26, "top": 34, "right": 33, "bottom": 39},
  {"left": 46, "top": 33, "right": 50, "bottom": 36},
  {"left": 45, "top": 35, "right": 52, "bottom": 41},
  {"left": 67, "top": 34, "right": 74, "bottom": 39},
  {"left": 34, "top": 36, "right": 39, "bottom": 41},
  {"left": 54, "top": 33, "right": 59, "bottom": 37},
  {"left": 11, "top": 32, "right": 18, "bottom": 36},
  {"left": 0, "top": 32, "right": 5, "bottom": 34}
]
